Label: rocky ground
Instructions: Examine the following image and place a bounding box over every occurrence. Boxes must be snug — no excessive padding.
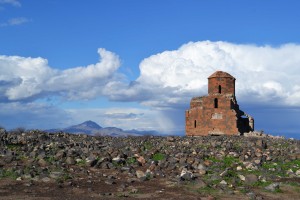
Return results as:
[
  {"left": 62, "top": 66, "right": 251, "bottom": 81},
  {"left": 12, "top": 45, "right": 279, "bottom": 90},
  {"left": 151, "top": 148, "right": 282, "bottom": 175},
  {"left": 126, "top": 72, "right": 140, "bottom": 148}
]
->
[{"left": 0, "top": 129, "right": 300, "bottom": 200}]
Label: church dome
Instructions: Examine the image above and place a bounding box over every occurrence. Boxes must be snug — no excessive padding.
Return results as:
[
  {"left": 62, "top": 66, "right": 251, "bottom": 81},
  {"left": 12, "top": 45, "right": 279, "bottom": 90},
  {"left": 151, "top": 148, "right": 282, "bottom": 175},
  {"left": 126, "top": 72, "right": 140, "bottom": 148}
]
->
[{"left": 208, "top": 71, "right": 235, "bottom": 79}]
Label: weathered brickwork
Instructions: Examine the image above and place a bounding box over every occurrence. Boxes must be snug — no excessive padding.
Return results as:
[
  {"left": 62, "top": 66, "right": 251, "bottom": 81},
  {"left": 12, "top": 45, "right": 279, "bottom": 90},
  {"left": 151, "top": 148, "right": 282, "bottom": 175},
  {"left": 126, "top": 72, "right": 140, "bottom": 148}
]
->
[{"left": 186, "top": 71, "right": 254, "bottom": 136}]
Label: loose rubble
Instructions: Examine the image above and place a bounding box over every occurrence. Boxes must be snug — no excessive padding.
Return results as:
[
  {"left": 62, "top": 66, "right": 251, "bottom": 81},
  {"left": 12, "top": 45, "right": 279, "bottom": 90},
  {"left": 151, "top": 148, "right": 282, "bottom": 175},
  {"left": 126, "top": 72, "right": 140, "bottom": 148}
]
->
[{"left": 0, "top": 128, "right": 300, "bottom": 199}]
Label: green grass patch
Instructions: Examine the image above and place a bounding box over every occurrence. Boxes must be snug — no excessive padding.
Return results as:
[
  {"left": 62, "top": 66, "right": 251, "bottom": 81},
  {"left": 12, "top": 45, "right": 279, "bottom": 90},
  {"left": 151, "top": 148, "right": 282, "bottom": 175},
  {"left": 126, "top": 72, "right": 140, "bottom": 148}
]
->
[
  {"left": 273, "top": 142, "right": 289, "bottom": 149},
  {"left": 197, "top": 185, "right": 217, "bottom": 195},
  {"left": 152, "top": 153, "right": 165, "bottom": 161},
  {"left": 282, "top": 160, "right": 300, "bottom": 171},
  {"left": 239, "top": 187, "right": 250, "bottom": 194},
  {"left": 197, "top": 144, "right": 209, "bottom": 150},
  {"left": 143, "top": 141, "right": 153, "bottom": 150},
  {"left": 205, "top": 156, "right": 219, "bottom": 163},
  {"left": 205, "top": 156, "right": 240, "bottom": 166},
  {"left": 126, "top": 157, "right": 136, "bottom": 165},
  {"left": 223, "top": 156, "right": 240, "bottom": 167},
  {"left": 16, "top": 155, "right": 28, "bottom": 161},
  {"left": 76, "top": 159, "right": 87, "bottom": 166},
  {"left": 262, "top": 162, "right": 276, "bottom": 170},
  {"left": 112, "top": 160, "right": 125, "bottom": 167},
  {"left": 286, "top": 181, "right": 300, "bottom": 187},
  {"left": 232, "top": 142, "right": 243, "bottom": 151},
  {"left": 45, "top": 156, "right": 55, "bottom": 163},
  {"left": 252, "top": 181, "right": 272, "bottom": 187},
  {"left": 261, "top": 160, "right": 300, "bottom": 177},
  {"left": 274, "top": 188, "right": 283, "bottom": 193},
  {"left": 226, "top": 169, "right": 237, "bottom": 177},
  {"left": 56, "top": 172, "right": 73, "bottom": 183},
  {"left": 243, "top": 169, "right": 262, "bottom": 176},
  {"left": 0, "top": 169, "right": 18, "bottom": 179},
  {"left": 210, "top": 179, "right": 221, "bottom": 185},
  {"left": 6, "top": 144, "right": 22, "bottom": 151}
]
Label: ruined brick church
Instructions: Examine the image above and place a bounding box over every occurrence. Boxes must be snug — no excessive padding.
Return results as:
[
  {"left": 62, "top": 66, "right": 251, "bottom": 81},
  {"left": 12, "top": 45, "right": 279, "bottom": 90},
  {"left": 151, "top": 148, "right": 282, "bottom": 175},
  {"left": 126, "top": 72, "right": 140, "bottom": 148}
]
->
[{"left": 185, "top": 71, "right": 254, "bottom": 136}]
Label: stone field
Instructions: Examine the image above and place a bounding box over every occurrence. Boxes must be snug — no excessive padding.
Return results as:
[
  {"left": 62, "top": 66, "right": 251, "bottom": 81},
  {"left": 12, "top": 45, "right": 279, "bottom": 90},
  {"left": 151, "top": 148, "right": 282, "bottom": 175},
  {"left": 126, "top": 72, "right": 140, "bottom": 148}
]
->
[{"left": 0, "top": 129, "right": 300, "bottom": 199}]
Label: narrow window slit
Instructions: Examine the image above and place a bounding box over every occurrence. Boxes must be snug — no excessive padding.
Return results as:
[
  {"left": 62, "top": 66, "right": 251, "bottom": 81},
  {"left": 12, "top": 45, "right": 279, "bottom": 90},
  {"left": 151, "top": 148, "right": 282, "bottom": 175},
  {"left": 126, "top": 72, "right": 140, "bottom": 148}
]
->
[{"left": 214, "top": 98, "right": 218, "bottom": 108}]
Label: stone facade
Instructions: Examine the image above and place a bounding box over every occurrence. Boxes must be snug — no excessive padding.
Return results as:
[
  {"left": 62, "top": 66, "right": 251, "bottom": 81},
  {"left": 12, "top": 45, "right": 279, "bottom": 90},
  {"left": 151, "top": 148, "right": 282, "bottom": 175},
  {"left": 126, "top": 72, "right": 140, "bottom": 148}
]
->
[{"left": 186, "top": 71, "right": 254, "bottom": 136}]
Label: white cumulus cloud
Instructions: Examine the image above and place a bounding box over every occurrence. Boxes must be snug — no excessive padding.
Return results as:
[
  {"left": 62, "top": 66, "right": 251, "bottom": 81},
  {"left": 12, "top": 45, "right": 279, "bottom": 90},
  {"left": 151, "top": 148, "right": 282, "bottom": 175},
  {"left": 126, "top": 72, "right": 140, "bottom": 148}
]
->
[{"left": 0, "top": 48, "right": 120, "bottom": 101}]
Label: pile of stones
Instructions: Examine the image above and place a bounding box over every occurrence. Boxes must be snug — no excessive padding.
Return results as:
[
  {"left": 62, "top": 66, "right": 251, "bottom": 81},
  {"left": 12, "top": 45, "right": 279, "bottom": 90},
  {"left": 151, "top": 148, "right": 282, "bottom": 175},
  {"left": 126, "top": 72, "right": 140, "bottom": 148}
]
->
[{"left": 0, "top": 128, "right": 300, "bottom": 197}]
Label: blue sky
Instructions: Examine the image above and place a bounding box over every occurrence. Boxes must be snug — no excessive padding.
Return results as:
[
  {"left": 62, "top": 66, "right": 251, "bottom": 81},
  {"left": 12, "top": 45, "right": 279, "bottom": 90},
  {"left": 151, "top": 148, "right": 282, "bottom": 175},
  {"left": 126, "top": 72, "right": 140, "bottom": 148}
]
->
[{"left": 0, "top": 0, "right": 300, "bottom": 138}]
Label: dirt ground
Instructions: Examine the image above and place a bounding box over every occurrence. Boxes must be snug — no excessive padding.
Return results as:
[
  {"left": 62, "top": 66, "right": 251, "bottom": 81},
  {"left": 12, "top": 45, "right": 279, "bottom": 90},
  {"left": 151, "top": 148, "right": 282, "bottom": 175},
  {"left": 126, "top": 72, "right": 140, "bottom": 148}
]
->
[{"left": 0, "top": 177, "right": 300, "bottom": 200}]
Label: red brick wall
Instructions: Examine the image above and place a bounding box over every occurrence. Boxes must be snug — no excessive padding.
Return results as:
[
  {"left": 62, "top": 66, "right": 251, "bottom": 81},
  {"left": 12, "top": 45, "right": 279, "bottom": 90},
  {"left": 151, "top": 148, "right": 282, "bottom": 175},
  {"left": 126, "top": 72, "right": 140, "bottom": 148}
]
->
[
  {"left": 208, "top": 77, "right": 235, "bottom": 95},
  {"left": 186, "top": 95, "right": 240, "bottom": 136}
]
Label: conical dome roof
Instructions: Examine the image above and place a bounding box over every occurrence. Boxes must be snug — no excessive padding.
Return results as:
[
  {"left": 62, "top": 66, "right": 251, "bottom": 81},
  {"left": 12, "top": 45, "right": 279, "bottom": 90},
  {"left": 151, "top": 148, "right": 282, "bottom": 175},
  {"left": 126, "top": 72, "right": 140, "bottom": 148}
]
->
[{"left": 208, "top": 71, "right": 235, "bottom": 79}]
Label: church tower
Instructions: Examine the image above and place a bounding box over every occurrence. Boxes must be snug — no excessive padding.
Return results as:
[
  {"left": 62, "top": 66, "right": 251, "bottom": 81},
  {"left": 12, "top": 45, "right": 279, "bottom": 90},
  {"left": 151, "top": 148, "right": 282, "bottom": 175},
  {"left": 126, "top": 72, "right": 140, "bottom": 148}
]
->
[{"left": 208, "top": 71, "right": 235, "bottom": 95}]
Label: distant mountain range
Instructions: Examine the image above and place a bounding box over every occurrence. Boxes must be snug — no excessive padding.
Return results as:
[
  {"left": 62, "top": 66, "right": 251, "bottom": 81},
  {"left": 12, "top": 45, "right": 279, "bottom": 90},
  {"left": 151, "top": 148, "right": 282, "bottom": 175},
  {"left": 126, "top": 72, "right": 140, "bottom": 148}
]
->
[{"left": 46, "top": 120, "right": 161, "bottom": 137}]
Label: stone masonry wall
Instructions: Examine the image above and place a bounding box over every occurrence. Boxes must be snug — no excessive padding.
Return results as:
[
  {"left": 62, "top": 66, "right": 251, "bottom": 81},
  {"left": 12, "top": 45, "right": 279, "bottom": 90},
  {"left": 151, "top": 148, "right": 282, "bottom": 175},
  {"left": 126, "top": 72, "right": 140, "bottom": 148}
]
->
[{"left": 186, "top": 95, "right": 240, "bottom": 136}]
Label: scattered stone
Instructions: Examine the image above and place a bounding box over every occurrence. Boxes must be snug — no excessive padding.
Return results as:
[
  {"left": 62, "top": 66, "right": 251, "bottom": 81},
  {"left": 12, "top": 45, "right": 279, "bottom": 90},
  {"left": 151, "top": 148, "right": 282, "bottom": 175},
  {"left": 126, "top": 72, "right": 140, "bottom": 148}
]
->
[
  {"left": 265, "top": 183, "right": 280, "bottom": 192},
  {"left": 195, "top": 179, "right": 207, "bottom": 188},
  {"left": 105, "top": 180, "right": 116, "bottom": 185},
  {"left": 137, "top": 156, "right": 146, "bottom": 166},
  {"left": 101, "top": 192, "right": 113, "bottom": 197},
  {"left": 49, "top": 172, "right": 62, "bottom": 179},
  {"left": 180, "top": 169, "right": 194, "bottom": 181},
  {"left": 254, "top": 159, "right": 261, "bottom": 165},
  {"left": 245, "top": 174, "right": 258, "bottom": 184},
  {"left": 295, "top": 169, "right": 300, "bottom": 176},
  {"left": 131, "top": 188, "right": 138, "bottom": 193},
  {"left": 38, "top": 159, "right": 48, "bottom": 167},
  {"left": 219, "top": 169, "right": 228, "bottom": 177},
  {"left": 65, "top": 157, "right": 75, "bottom": 165},
  {"left": 112, "top": 156, "right": 121, "bottom": 163},
  {"left": 198, "top": 169, "right": 207, "bottom": 175},
  {"left": 246, "top": 191, "right": 256, "bottom": 199},
  {"left": 41, "top": 177, "right": 51, "bottom": 183},
  {"left": 0, "top": 160, "right": 5, "bottom": 167},
  {"left": 117, "top": 192, "right": 129, "bottom": 197},
  {"left": 238, "top": 174, "right": 246, "bottom": 181},
  {"left": 136, "top": 170, "right": 147, "bottom": 181},
  {"left": 127, "top": 178, "right": 136, "bottom": 183},
  {"left": 86, "top": 156, "right": 98, "bottom": 167}
]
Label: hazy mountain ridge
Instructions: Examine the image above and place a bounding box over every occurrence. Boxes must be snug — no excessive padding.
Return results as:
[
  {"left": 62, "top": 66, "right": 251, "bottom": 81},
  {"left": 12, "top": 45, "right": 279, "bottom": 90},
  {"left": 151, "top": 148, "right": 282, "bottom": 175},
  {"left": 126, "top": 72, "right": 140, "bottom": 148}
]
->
[{"left": 46, "top": 120, "right": 160, "bottom": 136}]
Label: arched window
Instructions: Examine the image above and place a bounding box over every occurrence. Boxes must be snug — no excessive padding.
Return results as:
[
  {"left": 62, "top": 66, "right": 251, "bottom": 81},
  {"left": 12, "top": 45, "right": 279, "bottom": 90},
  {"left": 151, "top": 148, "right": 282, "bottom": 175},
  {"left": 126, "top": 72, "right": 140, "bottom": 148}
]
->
[
  {"left": 194, "top": 120, "right": 197, "bottom": 128},
  {"left": 214, "top": 98, "right": 218, "bottom": 108},
  {"left": 218, "top": 85, "right": 222, "bottom": 93}
]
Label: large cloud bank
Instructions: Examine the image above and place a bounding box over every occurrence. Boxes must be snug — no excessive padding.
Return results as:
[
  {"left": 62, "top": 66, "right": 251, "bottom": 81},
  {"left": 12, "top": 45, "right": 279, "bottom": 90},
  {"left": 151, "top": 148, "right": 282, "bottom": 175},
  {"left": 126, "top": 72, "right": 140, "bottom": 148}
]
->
[
  {"left": 2, "top": 41, "right": 300, "bottom": 107},
  {"left": 106, "top": 41, "right": 300, "bottom": 108},
  {"left": 0, "top": 48, "right": 120, "bottom": 102}
]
